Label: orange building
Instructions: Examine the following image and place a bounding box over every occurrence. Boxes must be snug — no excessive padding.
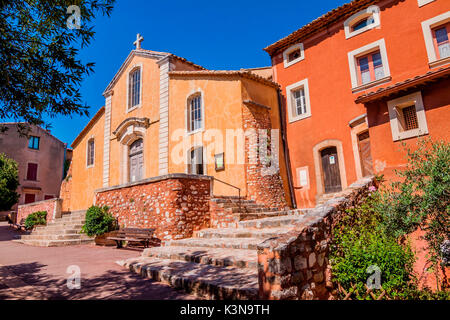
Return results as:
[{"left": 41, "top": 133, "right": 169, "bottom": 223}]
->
[
  {"left": 265, "top": 0, "right": 450, "bottom": 208},
  {"left": 65, "top": 37, "right": 291, "bottom": 212}
]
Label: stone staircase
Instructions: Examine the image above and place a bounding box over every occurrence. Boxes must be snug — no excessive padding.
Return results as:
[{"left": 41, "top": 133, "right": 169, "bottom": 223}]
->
[
  {"left": 118, "top": 207, "right": 310, "bottom": 299},
  {"left": 14, "top": 210, "right": 94, "bottom": 247}
]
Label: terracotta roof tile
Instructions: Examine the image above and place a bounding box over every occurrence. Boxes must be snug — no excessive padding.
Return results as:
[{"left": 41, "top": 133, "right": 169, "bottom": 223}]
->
[
  {"left": 355, "top": 65, "right": 450, "bottom": 104},
  {"left": 264, "top": 0, "right": 379, "bottom": 55}
]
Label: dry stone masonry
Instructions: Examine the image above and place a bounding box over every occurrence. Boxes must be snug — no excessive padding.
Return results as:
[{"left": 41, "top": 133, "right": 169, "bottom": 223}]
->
[{"left": 95, "top": 174, "right": 212, "bottom": 241}]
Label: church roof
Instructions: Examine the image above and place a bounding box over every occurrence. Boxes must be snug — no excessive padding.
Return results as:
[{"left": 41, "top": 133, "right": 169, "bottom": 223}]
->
[
  {"left": 102, "top": 49, "right": 205, "bottom": 96},
  {"left": 71, "top": 106, "right": 105, "bottom": 148}
]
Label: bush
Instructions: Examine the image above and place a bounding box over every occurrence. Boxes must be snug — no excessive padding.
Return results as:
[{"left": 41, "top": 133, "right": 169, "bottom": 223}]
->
[
  {"left": 375, "top": 139, "right": 449, "bottom": 290},
  {"left": 0, "top": 153, "right": 20, "bottom": 211},
  {"left": 24, "top": 211, "right": 47, "bottom": 229},
  {"left": 331, "top": 195, "right": 416, "bottom": 299},
  {"left": 82, "top": 205, "right": 116, "bottom": 237}
]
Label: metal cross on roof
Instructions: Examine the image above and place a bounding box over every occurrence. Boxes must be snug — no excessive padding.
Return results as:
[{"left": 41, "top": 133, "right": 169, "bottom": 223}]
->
[{"left": 133, "top": 33, "right": 144, "bottom": 50}]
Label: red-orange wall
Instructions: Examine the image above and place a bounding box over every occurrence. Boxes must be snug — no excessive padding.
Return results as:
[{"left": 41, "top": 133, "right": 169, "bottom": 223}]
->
[{"left": 270, "top": 0, "right": 449, "bottom": 207}]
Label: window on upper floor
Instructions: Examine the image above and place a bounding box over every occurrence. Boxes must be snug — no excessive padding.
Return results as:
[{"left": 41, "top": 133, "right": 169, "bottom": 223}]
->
[
  {"left": 283, "top": 43, "right": 304, "bottom": 68},
  {"left": 422, "top": 11, "right": 450, "bottom": 68},
  {"left": 357, "top": 51, "right": 385, "bottom": 85},
  {"left": 28, "top": 136, "right": 40, "bottom": 150},
  {"left": 348, "top": 39, "right": 391, "bottom": 92},
  {"left": 433, "top": 24, "right": 450, "bottom": 60},
  {"left": 26, "top": 163, "right": 38, "bottom": 181},
  {"left": 87, "top": 139, "right": 95, "bottom": 167},
  {"left": 387, "top": 91, "right": 429, "bottom": 141},
  {"left": 344, "top": 5, "right": 380, "bottom": 39},
  {"left": 128, "top": 67, "right": 141, "bottom": 110},
  {"left": 286, "top": 78, "right": 311, "bottom": 123},
  {"left": 187, "top": 93, "right": 203, "bottom": 133}
]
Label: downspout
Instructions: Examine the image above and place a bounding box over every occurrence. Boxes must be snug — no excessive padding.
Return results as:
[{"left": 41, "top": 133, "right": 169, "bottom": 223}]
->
[
  {"left": 62, "top": 143, "right": 67, "bottom": 180},
  {"left": 277, "top": 88, "right": 297, "bottom": 209}
]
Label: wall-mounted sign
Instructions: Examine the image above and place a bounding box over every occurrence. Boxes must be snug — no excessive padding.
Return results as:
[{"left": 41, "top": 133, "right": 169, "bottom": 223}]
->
[
  {"left": 329, "top": 156, "right": 336, "bottom": 165},
  {"left": 215, "top": 153, "right": 225, "bottom": 171}
]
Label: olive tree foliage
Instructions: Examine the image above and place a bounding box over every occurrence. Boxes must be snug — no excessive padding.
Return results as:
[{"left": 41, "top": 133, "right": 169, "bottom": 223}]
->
[
  {"left": 0, "top": 0, "right": 115, "bottom": 135},
  {"left": 375, "top": 139, "right": 449, "bottom": 289},
  {"left": 0, "top": 153, "right": 19, "bottom": 211}
]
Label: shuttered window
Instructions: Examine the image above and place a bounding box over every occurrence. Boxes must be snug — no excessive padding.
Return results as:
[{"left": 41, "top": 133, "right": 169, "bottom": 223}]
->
[
  {"left": 129, "top": 68, "right": 141, "bottom": 109},
  {"left": 26, "top": 163, "right": 38, "bottom": 181},
  {"left": 87, "top": 139, "right": 95, "bottom": 167}
]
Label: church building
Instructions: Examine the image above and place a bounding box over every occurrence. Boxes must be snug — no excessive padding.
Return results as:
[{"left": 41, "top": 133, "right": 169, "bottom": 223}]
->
[{"left": 62, "top": 35, "right": 292, "bottom": 219}]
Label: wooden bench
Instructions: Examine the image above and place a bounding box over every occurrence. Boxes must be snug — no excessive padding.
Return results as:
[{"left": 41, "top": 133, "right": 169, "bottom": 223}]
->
[{"left": 107, "top": 228, "right": 156, "bottom": 248}]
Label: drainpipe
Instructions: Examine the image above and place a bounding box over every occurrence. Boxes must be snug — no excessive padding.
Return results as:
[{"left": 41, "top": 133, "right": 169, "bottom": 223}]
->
[
  {"left": 277, "top": 88, "right": 297, "bottom": 209},
  {"left": 62, "top": 143, "right": 67, "bottom": 180}
]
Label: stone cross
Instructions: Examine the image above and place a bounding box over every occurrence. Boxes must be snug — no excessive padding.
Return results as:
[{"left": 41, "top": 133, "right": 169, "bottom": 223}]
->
[{"left": 133, "top": 33, "right": 144, "bottom": 50}]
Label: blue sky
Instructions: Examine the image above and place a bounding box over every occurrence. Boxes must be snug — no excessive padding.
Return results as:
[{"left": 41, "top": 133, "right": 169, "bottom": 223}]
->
[{"left": 49, "top": 0, "right": 347, "bottom": 145}]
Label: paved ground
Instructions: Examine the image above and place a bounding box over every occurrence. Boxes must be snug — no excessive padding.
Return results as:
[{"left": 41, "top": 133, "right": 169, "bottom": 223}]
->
[{"left": 0, "top": 222, "right": 196, "bottom": 300}]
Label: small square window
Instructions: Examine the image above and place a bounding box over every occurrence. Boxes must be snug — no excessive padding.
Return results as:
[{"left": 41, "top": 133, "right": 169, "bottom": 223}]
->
[
  {"left": 283, "top": 43, "right": 304, "bottom": 68},
  {"left": 387, "top": 92, "right": 429, "bottom": 141},
  {"left": 28, "top": 136, "right": 40, "bottom": 150},
  {"left": 402, "top": 105, "right": 419, "bottom": 131}
]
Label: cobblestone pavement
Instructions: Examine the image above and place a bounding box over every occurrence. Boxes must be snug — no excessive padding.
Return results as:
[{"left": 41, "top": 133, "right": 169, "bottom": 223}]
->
[{"left": 0, "top": 222, "right": 196, "bottom": 300}]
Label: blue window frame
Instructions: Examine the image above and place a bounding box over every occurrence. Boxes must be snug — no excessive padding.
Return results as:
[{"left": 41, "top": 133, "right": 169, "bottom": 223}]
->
[{"left": 28, "top": 136, "right": 40, "bottom": 150}]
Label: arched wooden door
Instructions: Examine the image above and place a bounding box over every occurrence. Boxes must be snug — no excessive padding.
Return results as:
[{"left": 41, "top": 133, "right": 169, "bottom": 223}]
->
[
  {"left": 129, "top": 139, "right": 143, "bottom": 182},
  {"left": 321, "top": 147, "right": 342, "bottom": 193}
]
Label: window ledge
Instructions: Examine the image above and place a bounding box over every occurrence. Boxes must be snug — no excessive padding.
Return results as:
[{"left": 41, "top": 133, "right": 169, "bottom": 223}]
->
[
  {"left": 429, "top": 56, "right": 450, "bottom": 69},
  {"left": 185, "top": 128, "right": 205, "bottom": 136},
  {"left": 86, "top": 165, "right": 94, "bottom": 169},
  {"left": 393, "top": 130, "right": 429, "bottom": 142},
  {"left": 127, "top": 104, "right": 141, "bottom": 113},
  {"left": 288, "top": 113, "right": 312, "bottom": 124},
  {"left": 352, "top": 76, "right": 392, "bottom": 93}
]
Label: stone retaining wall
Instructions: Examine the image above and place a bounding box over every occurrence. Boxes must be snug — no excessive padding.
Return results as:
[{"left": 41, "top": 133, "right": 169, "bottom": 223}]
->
[
  {"left": 94, "top": 174, "right": 212, "bottom": 241},
  {"left": 17, "top": 198, "right": 63, "bottom": 224},
  {"left": 209, "top": 200, "right": 239, "bottom": 229},
  {"left": 257, "top": 177, "right": 375, "bottom": 300}
]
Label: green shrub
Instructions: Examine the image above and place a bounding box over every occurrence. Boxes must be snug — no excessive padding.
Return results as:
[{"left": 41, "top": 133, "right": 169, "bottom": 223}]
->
[
  {"left": 331, "top": 195, "right": 416, "bottom": 299},
  {"left": 24, "top": 211, "right": 47, "bottom": 229},
  {"left": 0, "top": 153, "right": 20, "bottom": 211},
  {"left": 81, "top": 205, "right": 116, "bottom": 237}
]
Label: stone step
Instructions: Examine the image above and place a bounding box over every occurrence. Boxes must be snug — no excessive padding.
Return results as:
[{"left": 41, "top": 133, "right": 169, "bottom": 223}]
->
[
  {"left": 19, "top": 233, "right": 91, "bottom": 241},
  {"left": 238, "top": 215, "right": 307, "bottom": 229},
  {"left": 142, "top": 246, "right": 257, "bottom": 269},
  {"left": 228, "top": 207, "right": 278, "bottom": 213},
  {"left": 163, "top": 237, "right": 262, "bottom": 250},
  {"left": 15, "top": 238, "right": 94, "bottom": 247},
  {"left": 31, "top": 228, "right": 82, "bottom": 235},
  {"left": 46, "top": 219, "right": 85, "bottom": 226},
  {"left": 34, "top": 224, "right": 83, "bottom": 231},
  {"left": 118, "top": 257, "right": 258, "bottom": 299},
  {"left": 194, "top": 227, "right": 292, "bottom": 239}
]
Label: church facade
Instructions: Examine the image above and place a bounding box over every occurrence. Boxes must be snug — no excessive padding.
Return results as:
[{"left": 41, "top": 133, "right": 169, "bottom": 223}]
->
[{"left": 63, "top": 36, "right": 292, "bottom": 213}]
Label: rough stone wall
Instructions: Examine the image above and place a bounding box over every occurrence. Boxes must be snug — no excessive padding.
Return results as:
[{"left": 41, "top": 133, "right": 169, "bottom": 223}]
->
[
  {"left": 209, "top": 200, "right": 239, "bottom": 229},
  {"left": 17, "top": 198, "right": 63, "bottom": 224},
  {"left": 95, "top": 175, "right": 211, "bottom": 241},
  {"left": 257, "top": 177, "right": 374, "bottom": 300},
  {"left": 243, "top": 104, "right": 288, "bottom": 210},
  {"left": 59, "top": 162, "right": 72, "bottom": 212}
]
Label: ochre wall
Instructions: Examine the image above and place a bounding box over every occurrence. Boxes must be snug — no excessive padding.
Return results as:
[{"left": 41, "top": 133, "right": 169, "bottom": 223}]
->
[
  {"left": 271, "top": 0, "right": 449, "bottom": 208},
  {"left": 167, "top": 76, "right": 247, "bottom": 197},
  {"left": 367, "top": 79, "right": 450, "bottom": 179},
  {"left": 69, "top": 111, "right": 105, "bottom": 211}
]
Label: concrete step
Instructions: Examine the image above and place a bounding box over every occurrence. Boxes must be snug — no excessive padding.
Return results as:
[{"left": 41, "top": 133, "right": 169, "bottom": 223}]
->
[
  {"left": 194, "top": 227, "right": 292, "bottom": 239},
  {"left": 16, "top": 238, "right": 94, "bottom": 247},
  {"left": 163, "top": 237, "right": 262, "bottom": 250},
  {"left": 46, "top": 220, "right": 85, "bottom": 227},
  {"left": 142, "top": 246, "right": 257, "bottom": 269},
  {"left": 238, "top": 215, "right": 307, "bottom": 229},
  {"left": 118, "top": 257, "right": 258, "bottom": 299}
]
